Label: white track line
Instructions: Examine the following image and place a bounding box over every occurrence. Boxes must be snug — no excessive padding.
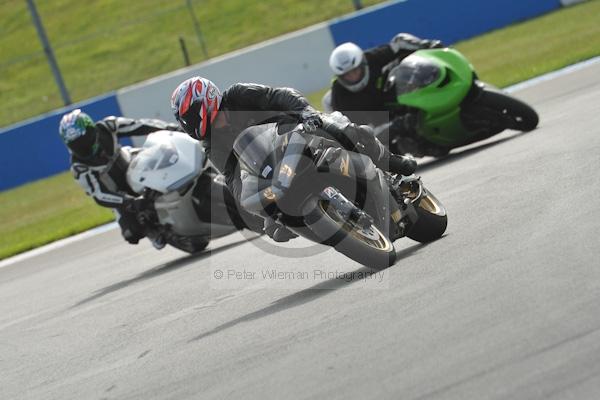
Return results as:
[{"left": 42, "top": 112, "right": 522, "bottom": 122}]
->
[
  {"left": 0, "top": 222, "right": 117, "bottom": 269},
  {"left": 2, "top": 56, "right": 600, "bottom": 268},
  {"left": 504, "top": 56, "right": 600, "bottom": 93}
]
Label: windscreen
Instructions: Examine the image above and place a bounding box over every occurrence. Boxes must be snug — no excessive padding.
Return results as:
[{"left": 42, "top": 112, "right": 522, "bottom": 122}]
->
[
  {"left": 129, "top": 142, "right": 179, "bottom": 173},
  {"left": 389, "top": 55, "right": 441, "bottom": 96}
]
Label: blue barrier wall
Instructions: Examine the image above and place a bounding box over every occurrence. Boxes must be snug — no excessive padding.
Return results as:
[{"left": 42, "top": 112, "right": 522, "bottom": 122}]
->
[
  {"left": 0, "top": 94, "right": 126, "bottom": 191},
  {"left": 329, "top": 0, "right": 561, "bottom": 48}
]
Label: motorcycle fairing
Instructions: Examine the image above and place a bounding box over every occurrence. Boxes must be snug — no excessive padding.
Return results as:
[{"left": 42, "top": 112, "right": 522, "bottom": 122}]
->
[
  {"left": 387, "top": 48, "right": 476, "bottom": 146},
  {"left": 126, "top": 130, "right": 205, "bottom": 193}
]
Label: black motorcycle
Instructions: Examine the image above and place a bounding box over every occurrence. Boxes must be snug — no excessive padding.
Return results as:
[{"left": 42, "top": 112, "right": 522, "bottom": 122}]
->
[{"left": 233, "top": 115, "right": 448, "bottom": 269}]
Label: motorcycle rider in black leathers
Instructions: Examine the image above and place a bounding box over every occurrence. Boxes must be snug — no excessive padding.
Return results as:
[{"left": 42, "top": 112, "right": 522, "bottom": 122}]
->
[
  {"left": 324, "top": 33, "right": 443, "bottom": 129},
  {"left": 170, "top": 77, "right": 418, "bottom": 242},
  {"left": 58, "top": 109, "right": 181, "bottom": 245}
]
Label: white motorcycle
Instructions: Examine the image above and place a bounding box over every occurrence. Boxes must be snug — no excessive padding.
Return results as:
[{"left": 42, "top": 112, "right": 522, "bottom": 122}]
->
[{"left": 123, "top": 130, "right": 243, "bottom": 253}]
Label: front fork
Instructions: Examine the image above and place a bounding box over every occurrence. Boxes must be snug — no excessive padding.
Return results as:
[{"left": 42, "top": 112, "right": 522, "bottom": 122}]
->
[{"left": 388, "top": 174, "right": 422, "bottom": 238}]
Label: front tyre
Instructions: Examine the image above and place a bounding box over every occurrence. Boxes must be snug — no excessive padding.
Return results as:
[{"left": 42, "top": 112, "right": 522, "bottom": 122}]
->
[
  {"left": 406, "top": 189, "right": 448, "bottom": 243},
  {"left": 478, "top": 89, "right": 539, "bottom": 132},
  {"left": 303, "top": 198, "right": 396, "bottom": 270}
]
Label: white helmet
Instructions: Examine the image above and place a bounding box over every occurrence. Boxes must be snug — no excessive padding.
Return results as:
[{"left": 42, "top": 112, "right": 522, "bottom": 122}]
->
[{"left": 329, "top": 42, "right": 370, "bottom": 92}]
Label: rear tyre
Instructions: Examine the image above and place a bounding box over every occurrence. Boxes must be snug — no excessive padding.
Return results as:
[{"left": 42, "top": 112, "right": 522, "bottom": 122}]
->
[
  {"left": 478, "top": 89, "right": 539, "bottom": 132},
  {"left": 303, "top": 198, "right": 396, "bottom": 270},
  {"left": 406, "top": 190, "right": 448, "bottom": 243}
]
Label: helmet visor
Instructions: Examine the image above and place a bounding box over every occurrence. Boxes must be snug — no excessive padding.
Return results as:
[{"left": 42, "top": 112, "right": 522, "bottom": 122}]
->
[
  {"left": 340, "top": 65, "right": 365, "bottom": 85},
  {"left": 337, "top": 62, "right": 370, "bottom": 93},
  {"left": 179, "top": 101, "right": 203, "bottom": 139},
  {"left": 68, "top": 127, "right": 98, "bottom": 159}
]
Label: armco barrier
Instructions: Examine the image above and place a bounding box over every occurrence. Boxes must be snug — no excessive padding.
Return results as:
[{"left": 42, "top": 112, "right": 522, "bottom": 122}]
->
[
  {"left": 0, "top": 94, "right": 126, "bottom": 191},
  {"left": 328, "top": 0, "right": 561, "bottom": 48}
]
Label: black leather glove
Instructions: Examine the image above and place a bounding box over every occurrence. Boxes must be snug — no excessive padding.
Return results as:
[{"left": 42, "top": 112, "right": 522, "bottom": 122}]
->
[
  {"left": 390, "top": 33, "right": 423, "bottom": 52},
  {"left": 301, "top": 109, "right": 322, "bottom": 132},
  {"left": 390, "top": 33, "right": 444, "bottom": 52},
  {"left": 424, "top": 39, "right": 444, "bottom": 49},
  {"left": 392, "top": 113, "right": 418, "bottom": 134}
]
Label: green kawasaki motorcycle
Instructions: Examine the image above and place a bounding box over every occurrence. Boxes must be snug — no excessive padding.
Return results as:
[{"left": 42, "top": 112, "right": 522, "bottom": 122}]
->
[{"left": 380, "top": 48, "right": 539, "bottom": 157}]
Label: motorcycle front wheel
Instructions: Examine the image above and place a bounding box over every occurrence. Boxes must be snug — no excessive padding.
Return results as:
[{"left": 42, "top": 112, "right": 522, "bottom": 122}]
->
[
  {"left": 478, "top": 88, "right": 539, "bottom": 132},
  {"left": 406, "top": 188, "right": 448, "bottom": 243},
  {"left": 303, "top": 198, "right": 396, "bottom": 270}
]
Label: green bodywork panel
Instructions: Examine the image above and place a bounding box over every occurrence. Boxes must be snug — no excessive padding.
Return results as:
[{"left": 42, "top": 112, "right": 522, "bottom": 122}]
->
[{"left": 394, "top": 48, "right": 476, "bottom": 147}]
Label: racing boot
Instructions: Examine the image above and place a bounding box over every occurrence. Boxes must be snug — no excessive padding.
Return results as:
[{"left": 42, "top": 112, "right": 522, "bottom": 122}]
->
[
  {"left": 263, "top": 216, "right": 298, "bottom": 242},
  {"left": 149, "top": 232, "right": 167, "bottom": 250}
]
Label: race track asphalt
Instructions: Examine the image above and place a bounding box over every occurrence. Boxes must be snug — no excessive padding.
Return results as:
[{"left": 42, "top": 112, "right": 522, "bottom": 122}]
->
[{"left": 1, "top": 61, "right": 600, "bottom": 400}]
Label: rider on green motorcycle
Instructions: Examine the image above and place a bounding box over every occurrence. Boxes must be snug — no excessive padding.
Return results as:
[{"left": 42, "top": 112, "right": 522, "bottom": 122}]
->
[{"left": 325, "top": 33, "right": 443, "bottom": 128}]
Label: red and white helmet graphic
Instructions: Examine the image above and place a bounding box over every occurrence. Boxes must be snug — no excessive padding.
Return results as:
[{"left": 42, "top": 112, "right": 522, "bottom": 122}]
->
[{"left": 171, "top": 77, "right": 222, "bottom": 139}]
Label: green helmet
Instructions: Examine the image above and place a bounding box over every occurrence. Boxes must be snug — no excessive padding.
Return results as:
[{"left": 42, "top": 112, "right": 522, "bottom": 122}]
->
[{"left": 59, "top": 109, "right": 98, "bottom": 159}]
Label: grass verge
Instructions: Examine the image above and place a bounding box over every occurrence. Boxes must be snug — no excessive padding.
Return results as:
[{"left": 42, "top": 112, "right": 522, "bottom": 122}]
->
[
  {"left": 0, "top": 172, "right": 113, "bottom": 260},
  {"left": 0, "top": 0, "right": 383, "bottom": 128}
]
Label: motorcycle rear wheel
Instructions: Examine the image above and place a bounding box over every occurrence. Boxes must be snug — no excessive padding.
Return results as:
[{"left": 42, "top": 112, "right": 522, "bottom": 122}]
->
[{"left": 303, "top": 198, "right": 396, "bottom": 270}]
